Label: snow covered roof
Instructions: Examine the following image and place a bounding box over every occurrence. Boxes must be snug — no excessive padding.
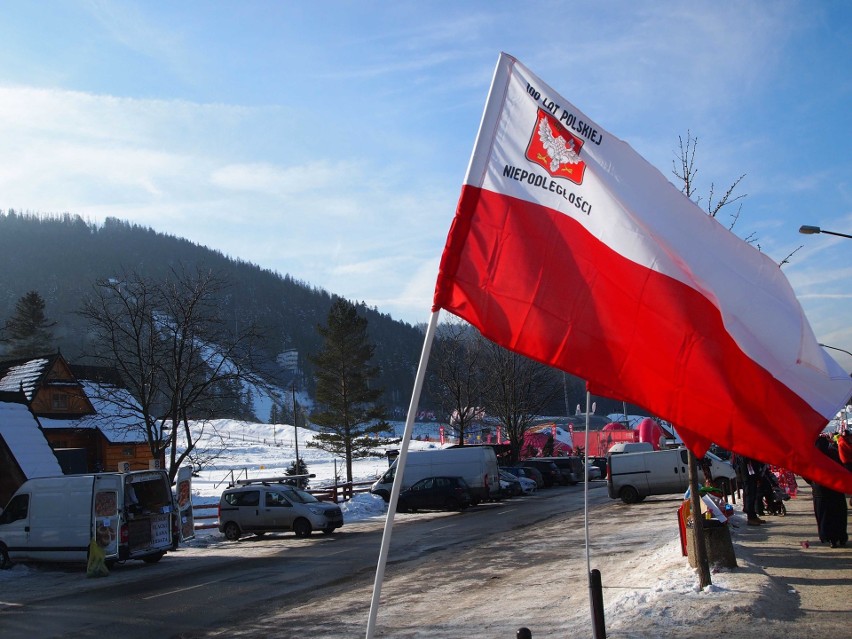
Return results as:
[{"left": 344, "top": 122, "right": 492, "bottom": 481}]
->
[
  {"left": 0, "top": 401, "right": 63, "bottom": 478},
  {"left": 39, "top": 380, "right": 148, "bottom": 444},
  {"left": 0, "top": 358, "right": 50, "bottom": 401}
]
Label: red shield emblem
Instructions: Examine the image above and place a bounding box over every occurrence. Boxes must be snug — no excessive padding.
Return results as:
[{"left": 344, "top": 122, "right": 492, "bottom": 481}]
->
[{"left": 526, "top": 109, "right": 586, "bottom": 185}]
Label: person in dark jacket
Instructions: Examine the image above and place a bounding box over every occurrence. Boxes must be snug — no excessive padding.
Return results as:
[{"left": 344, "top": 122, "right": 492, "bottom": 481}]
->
[
  {"left": 736, "top": 454, "right": 766, "bottom": 526},
  {"left": 809, "top": 436, "right": 848, "bottom": 548}
]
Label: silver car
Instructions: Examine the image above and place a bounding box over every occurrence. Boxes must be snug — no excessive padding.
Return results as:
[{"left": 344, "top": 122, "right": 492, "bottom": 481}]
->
[{"left": 218, "top": 482, "right": 343, "bottom": 540}]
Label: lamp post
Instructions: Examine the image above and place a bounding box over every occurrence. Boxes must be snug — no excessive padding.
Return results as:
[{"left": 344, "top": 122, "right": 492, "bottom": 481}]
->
[
  {"left": 820, "top": 343, "right": 852, "bottom": 359},
  {"left": 798, "top": 225, "right": 852, "bottom": 240}
]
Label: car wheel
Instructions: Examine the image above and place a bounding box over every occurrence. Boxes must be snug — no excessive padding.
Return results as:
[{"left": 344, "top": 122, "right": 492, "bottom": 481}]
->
[
  {"left": 293, "top": 518, "right": 312, "bottom": 538},
  {"left": 396, "top": 500, "right": 409, "bottom": 513},
  {"left": 0, "top": 544, "right": 12, "bottom": 570},
  {"left": 223, "top": 521, "right": 241, "bottom": 541},
  {"left": 322, "top": 526, "right": 336, "bottom": 535},
  {"left": 444, "top": 497, "right": 461, "bottom": 511},
  {"left": 620, "top": 485, "right": 641, "bottom": 504},
  {"left": 142, "top": 551, "right": 165, "bottom": 564}
]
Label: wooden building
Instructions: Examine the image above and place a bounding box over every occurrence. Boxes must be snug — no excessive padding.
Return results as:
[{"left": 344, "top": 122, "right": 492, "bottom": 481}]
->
[{"left": 0, "top": 353, "right": 163, "bottom": 476}]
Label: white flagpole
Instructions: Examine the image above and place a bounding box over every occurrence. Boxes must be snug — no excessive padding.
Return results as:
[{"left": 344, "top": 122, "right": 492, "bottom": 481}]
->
[
  {"left": 365, "top": 309, "right": 441, "bottom": 639},
  {"left": 583, "top": 390, "right": 591, "bottom": 576}
]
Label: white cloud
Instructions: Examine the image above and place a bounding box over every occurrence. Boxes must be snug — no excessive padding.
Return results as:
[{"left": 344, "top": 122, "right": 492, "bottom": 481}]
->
[{"left": 210, "top": 161, "right": 357, "bottom": 199}]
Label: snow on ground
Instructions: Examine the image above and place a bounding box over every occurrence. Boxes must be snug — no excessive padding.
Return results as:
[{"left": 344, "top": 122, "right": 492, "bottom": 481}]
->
[
  {"left": 1, "top": 418, "right": 777, "bottom": 637},
  {"left": 180, "top": 420, "right": 779, "bottom": 635},
  {"left": 185, "top": 419, "right": 448, "bottom": 518}
]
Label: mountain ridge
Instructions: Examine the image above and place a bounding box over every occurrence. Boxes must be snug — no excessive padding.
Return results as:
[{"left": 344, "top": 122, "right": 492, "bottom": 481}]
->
[{"left": 0, "top": 210, "right": 427, "bottom": 417}]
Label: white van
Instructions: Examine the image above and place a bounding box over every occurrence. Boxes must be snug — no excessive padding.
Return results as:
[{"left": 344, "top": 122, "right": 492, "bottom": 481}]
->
[
  {"left": 370, "top": 446, "right": 500, "bottom": 504},
  {"left": 607, "top": 442, "right": 654, "bottom": 455},
  {"left": 0, "top": 467, "right": 194, "bottom": 568},
  {"left": 607, "top": 447, "right": 736, "bottom": 504}
]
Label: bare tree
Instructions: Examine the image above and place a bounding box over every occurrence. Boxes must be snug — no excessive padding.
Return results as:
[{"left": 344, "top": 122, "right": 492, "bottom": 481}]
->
[
  {"left": 673, "top": 130, "right": 801, "bottom": 266},
  {"left": 480, "top": 340, "right": 562, "bottom": 463},
  {"left": 673, "top": 131, "right": 748, "bottom": 231},
  {"left": 79, "top": 265, "right": 263, "bottom": 481},
  {"left": 427, "top": 317, "right": 487, "bottom": 445}
]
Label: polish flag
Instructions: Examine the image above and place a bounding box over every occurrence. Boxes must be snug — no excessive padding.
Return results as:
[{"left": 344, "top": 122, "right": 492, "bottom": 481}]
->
[{"left": 433, "top": 53, "right": 852, "bottom": 493}]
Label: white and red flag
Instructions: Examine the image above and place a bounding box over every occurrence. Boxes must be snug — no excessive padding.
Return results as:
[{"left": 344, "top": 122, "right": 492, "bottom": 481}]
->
[{"left": 433, "top": 53, "right": 852, "bottom": 493}]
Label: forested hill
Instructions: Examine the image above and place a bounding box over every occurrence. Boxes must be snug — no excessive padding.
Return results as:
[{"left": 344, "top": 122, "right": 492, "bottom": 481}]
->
[{"left": 0, "top": 210, "right": 426, "bottom": 416}]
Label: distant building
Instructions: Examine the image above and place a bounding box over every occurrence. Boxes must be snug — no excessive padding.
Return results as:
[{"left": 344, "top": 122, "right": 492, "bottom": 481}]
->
[{"left": 276, "top": 349, "right": 299, "bottom": 373}]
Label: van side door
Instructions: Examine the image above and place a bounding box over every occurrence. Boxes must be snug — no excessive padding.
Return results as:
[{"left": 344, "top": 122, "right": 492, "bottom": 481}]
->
[
  {"left": 226, "top": 489, "right": 263, "bottom": 532},
  {"left": 175, "top": 465, "right": 195, "bottom": 542},
  {"left": 675, "top": 449, "right": 692, "bottom": 492},
  {"left": 93, "top": 474, "right": 122, "bottom": 560},
  {"left": 264, "top": 489, "right": 295, "bottom": 530}
]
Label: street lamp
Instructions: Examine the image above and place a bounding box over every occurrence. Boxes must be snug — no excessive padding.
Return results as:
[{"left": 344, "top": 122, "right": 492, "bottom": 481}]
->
[
  {"left": 819, "top": 343, "right": 852, "bottom": 359},
  {"left": 798, "top": 225, "right": 852, "bottom": 240}
]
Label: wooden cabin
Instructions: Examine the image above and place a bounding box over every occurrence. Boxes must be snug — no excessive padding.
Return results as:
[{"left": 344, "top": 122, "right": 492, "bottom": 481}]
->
[{"left": 0, "top": 354, "right": 163, "bottom": 475}]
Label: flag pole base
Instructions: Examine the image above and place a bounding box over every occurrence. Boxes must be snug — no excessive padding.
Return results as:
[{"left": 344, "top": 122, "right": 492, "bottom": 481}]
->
[{"left": 589, "top": 568, "right": 606, "bottom": 639}]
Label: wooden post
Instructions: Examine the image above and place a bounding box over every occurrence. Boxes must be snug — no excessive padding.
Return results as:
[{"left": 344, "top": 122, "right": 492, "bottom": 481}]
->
[{"left": 687, "top": 449, "right": 712, "bottom": 588}]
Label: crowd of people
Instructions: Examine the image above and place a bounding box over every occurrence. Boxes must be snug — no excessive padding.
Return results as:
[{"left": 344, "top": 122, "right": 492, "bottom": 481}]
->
[{"left": 730, "top": 429, "right": 849, "bottom": 547}]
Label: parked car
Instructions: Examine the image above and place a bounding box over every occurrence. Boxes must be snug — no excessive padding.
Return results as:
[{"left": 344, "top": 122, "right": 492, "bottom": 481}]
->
[
  {"left": 371, "top": 447, "right": 500, "bottom": 505},
  {"left": 396, "top": 476, "right": 473, "bottom": 512},
  {"left": 515, "top": 474, "right": 537, "bottom": 494},
  {"left": 536, "top": 456, "right": 582, "bottom": 485},
  {"left": 521, "top": 459, "right": 565, "bottom": 487},
  {"left": 503, "top": 465, "right": 544, "bottom": 488},
  {"left": 589, "top": 456, "right": 608, "bottom": 479},
  {"left": 586, "top": 463, "right": 602, "bottom": 481},
  {"left": 499, "top": 470, "right": 523, "bottom": 497},
  {"left": 218, "top": 479, "right": 344, "bottom": 539}
]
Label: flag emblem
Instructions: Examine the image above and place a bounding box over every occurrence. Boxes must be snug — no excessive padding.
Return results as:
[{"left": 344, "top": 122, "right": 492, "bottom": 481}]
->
[{"left": 526, "top": 108, "right": 586, "bottom": 184}]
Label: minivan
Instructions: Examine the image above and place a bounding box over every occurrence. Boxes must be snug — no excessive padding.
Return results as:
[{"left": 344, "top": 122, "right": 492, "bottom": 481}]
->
[
  {"left": 607, "top": 447, "right": 737, "bottom": 503},
  {"left": 218, "top": 479, "right": 343, "bottom": 540}
]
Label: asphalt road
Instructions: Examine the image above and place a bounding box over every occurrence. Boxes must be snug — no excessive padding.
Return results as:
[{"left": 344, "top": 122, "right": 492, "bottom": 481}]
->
[{"left": 0, "top": 482, "right": 609, "bottom": 638}]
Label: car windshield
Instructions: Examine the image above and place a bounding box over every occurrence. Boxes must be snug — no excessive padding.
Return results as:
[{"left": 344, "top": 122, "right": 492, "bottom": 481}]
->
[{"left": 283, "top": 488, "right": 319, "bottom": 504}]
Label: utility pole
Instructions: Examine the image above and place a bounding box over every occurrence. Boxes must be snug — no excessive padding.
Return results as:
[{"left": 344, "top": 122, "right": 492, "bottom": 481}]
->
[{"left": 292, "top": 381, "right": 300, "bottom": 469}]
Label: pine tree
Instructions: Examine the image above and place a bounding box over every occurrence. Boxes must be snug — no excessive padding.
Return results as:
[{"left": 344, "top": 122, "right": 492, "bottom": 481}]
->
[
  {"left": 285, "top": 458, "right": 310, "bottom": 488},
  {"left": 2, "top": 290, "right": 56, "bottom": 358},
  {"left": 308, "top": 298, "right": 397, "bottom": 484}
]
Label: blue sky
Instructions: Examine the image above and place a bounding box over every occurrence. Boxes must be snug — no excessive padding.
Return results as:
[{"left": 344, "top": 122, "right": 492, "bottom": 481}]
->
[{"left": 1, "top": 2, "right": 851, "bottom": 366}]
